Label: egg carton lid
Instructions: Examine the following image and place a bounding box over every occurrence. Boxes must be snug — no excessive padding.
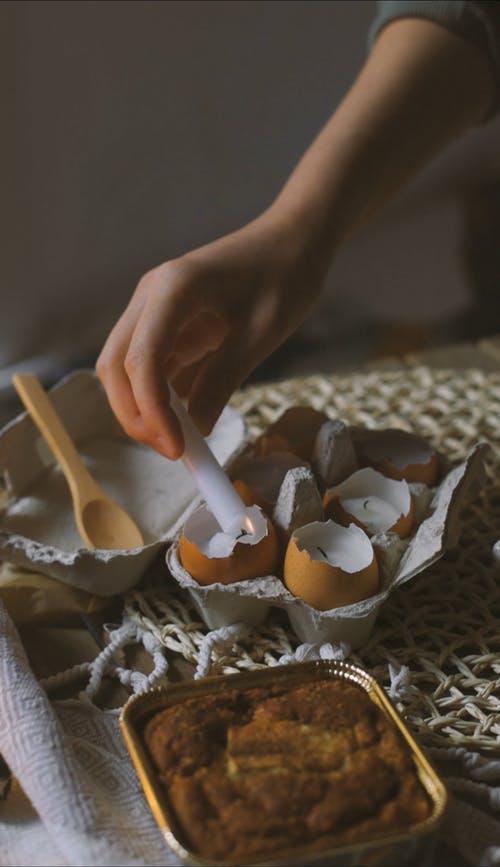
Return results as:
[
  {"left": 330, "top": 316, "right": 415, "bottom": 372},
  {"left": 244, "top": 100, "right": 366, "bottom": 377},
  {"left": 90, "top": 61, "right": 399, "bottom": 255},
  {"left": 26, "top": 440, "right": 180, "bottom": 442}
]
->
[{"left": 0, "top": 369, "right": 247, "bottom": 596}]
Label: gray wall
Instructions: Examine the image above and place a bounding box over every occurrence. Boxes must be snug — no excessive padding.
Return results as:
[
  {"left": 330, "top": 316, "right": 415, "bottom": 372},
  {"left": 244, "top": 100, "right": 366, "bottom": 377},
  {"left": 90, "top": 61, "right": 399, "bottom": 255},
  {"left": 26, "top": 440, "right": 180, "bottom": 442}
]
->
[{"left": 1, "top": 0, "right": 499, "bottom": 385}]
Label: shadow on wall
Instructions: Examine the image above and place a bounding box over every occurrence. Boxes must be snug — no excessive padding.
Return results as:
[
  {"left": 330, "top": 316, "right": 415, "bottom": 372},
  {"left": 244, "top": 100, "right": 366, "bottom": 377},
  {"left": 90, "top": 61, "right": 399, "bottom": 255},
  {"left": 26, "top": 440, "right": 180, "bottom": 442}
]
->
[
  {"left": 1, "top": 0, "right": 500, "bottom": 396},
  {"left": 249, "top": 173, "right": 500, "bottom": 383},
  {"left": 462, "top": 179, "right": 500, "bottom": 341}
]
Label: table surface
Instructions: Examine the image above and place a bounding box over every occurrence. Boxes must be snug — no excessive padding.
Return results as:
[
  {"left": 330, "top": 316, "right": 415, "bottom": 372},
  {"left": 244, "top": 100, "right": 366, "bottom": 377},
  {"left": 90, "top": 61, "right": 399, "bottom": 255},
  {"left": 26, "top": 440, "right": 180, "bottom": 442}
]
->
[{"left": 3, "top": 331, "right": 499, "bottom": 867}]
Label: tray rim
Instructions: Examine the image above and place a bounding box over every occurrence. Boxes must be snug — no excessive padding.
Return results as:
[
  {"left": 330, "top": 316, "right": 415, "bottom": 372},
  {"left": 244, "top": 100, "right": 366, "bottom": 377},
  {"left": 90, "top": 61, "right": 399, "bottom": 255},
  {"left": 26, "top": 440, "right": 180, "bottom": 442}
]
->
[{"left": 119, "top": 660, "right": 448, "bottom": 867}]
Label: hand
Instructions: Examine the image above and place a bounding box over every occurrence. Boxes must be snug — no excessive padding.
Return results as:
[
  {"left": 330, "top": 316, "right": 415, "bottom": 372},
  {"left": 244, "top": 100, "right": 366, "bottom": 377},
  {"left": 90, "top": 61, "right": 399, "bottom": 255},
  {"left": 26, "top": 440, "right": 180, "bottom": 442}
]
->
[
  {"left": 98, "top": 17, "right": 494, "bottom": 463},
  {"left": 96, "top": 208, "right": 326, "bottom": 459}
]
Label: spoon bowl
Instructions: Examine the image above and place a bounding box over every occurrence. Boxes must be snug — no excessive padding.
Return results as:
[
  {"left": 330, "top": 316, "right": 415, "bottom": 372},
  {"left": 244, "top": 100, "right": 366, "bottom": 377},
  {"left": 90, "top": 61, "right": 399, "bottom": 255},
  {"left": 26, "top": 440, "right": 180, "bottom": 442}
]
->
[
  {"left": 80, "top": 498, "right": 144, "bottom": 550},
  {"left": 12, "top": 373, "right": 144, "bottom": 551}
]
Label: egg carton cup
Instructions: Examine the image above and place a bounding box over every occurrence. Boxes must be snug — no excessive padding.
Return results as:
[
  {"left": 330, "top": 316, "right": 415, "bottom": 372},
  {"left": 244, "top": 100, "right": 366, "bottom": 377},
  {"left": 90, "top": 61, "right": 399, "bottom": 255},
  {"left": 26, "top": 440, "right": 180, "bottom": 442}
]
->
[
  {"left": 167, "top": 426, "right": 489, "bottom": 648},
  {"left": 0, "top": 370, "right": 247, "bottom": 596}
]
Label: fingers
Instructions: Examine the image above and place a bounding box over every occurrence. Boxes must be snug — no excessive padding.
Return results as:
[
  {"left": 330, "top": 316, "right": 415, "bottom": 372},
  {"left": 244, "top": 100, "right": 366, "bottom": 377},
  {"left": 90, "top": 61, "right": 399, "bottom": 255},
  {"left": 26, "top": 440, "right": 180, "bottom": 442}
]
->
[
  {"left": 121, "top": 284, "right": 207, "bottom": 458},
  {"left": 96, "top": 256, "right": 267, "bottom": 459},
  {"left": 96, "top": 287, "right": 149, "bottom": 443},
  {"left": 97, "top": 266, "right": 191, "bottom": 458}
]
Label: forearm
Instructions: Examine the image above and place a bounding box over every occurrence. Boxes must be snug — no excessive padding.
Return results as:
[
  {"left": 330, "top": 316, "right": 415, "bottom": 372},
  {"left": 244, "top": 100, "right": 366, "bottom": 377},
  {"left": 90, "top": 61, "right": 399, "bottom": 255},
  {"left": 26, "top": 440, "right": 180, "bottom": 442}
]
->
[
  {"left": 269, "top": 17, "right": 496, "bottom": 274},
  {"left": 97, "top": 13, "right": 497, "bottom": 454}
]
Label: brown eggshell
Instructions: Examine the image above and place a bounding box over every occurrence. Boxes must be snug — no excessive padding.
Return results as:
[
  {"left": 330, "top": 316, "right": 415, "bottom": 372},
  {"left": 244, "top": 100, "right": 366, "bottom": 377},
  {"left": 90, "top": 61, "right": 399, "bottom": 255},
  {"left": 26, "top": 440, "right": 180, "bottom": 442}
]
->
[
  {"left": 372, "top": 453, "right": 439, "bottom": 486},
  {"left": 262, "top": 405, "right": 329, "bottom": 461},
  {"left": 229, "top": 452, "right": 308, "bottom": 513},
  {"left": 284, "top": 528, "right": 379, "bottom": 611},
  {"left": 353, "top": 428, "right": 440, "bottom": 486},
  {"left": 249, "top": 431, "right": 293, "bottom": 458},
  {"left": 232, "top": 479, "right": 270, "bottom": 514},
  {"left": 179, "top": 516, "right": 280, "bottom": 586}
]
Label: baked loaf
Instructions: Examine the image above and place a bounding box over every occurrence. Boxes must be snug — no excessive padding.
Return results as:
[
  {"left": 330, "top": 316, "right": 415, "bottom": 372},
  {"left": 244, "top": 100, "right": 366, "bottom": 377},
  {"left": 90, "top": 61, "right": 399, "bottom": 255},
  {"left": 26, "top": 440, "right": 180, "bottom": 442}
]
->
[{"left": 143, "top": 678, "right": 430, "bottom": 862}]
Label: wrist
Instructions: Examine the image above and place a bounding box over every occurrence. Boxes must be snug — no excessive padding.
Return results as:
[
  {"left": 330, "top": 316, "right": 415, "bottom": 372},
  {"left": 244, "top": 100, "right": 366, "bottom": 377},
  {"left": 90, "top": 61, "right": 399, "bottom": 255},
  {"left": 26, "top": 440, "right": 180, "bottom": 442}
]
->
[{"left": 263, "top": 187, "right": 341, "bottom": 284}]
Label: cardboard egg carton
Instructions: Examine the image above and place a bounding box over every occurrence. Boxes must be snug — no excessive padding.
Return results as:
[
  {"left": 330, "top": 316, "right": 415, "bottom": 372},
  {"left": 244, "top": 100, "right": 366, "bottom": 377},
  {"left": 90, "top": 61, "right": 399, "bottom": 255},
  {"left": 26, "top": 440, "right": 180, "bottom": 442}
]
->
[
  {"left": 167, "top": 414, "right": 489, "bottom": 648},
  {"left": 0, "top": 370, "right": 246, "bottom": 596},
  {"left": 0, "top": 370, "right": 489, "bottom": 648}
]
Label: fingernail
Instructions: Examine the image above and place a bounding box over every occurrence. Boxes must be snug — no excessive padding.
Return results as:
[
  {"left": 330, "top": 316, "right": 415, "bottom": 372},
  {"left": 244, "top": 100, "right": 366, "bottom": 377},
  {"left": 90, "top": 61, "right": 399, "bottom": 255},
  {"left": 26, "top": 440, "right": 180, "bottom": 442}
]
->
[{"left": 156, "top": 436, "right": 182, "bottom": 460}]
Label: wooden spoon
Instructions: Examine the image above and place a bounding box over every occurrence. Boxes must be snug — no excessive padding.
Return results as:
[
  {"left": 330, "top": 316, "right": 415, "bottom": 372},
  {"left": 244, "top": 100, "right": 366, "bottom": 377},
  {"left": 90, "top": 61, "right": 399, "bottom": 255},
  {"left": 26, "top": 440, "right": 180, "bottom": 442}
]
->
[{"left": 12, "top": 373, "right": 144, "bottom": 550}]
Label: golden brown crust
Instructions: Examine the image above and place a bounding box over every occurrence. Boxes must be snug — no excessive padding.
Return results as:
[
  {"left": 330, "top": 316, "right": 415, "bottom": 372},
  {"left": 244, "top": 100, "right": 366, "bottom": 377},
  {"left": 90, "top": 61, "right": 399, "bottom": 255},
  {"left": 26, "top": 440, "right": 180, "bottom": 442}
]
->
[{"left": 143, "top": 679, "right": 430, "bottom": 861}]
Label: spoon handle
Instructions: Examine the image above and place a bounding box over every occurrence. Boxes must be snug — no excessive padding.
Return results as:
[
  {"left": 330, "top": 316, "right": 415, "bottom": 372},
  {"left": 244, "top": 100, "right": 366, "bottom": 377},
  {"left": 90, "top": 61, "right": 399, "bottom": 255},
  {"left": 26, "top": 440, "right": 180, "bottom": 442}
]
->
[{"left": 12, "top": 373, "right": 92, "bottom": 504}]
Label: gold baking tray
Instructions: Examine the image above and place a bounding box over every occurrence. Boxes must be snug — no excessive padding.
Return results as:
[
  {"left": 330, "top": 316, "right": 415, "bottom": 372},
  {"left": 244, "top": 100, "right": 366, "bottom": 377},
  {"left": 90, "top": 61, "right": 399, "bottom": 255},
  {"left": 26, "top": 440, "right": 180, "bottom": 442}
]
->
[{"left": 119, "top": 660, "right": 447, "bottom": 866}]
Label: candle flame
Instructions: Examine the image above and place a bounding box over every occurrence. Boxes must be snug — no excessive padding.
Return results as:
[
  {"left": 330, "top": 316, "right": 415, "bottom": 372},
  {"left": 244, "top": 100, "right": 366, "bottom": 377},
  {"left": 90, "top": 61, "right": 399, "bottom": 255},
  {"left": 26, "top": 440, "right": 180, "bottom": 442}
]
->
[
  {"left": 232, "top": 508, "right": 263, "bottom": 543},
  {"left": 243, "top": 513, "right": 256, "bottom": 536},
  {"left": 234, "top": 515, "right": 256, "bottom": 542}
]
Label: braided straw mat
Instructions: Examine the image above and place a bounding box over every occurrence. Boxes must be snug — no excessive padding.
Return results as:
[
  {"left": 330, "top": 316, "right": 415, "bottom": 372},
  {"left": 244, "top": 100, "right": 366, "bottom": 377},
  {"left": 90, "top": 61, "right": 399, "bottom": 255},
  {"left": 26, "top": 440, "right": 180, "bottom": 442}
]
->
[{"left": 126, "top": 365, "right": 500, "bottom": 754}]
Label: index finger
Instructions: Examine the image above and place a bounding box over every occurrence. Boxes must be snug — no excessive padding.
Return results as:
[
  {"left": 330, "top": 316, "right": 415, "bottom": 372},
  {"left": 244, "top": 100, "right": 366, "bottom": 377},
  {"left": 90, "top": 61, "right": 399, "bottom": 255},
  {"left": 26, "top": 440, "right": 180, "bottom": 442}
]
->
[
  {"left": 97, "top": 274, "right": 184, "bottom": 457},
  {"left": 123, "top": 277, "right": 204, "bottom": 456}
]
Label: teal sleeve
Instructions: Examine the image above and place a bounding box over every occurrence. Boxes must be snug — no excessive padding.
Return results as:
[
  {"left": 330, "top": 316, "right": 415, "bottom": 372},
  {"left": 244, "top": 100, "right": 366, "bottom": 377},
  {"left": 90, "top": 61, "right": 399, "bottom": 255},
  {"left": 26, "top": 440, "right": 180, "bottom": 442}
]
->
[{"left": 369, "top": 1, "right": 500, "bottom": 118}]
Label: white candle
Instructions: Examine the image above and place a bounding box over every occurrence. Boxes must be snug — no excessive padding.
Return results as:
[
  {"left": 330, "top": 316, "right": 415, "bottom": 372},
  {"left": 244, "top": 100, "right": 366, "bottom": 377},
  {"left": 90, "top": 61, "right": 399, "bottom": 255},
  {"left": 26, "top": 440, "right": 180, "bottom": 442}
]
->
[{"left": 169, "top": 387, "right": 253, "bottom": 536}]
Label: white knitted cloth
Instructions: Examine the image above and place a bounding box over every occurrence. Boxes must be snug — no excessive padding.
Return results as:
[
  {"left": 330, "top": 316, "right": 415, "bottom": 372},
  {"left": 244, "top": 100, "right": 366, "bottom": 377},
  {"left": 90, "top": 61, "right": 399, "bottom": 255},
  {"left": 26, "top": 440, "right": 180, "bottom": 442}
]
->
[
  {"left": 2, "top": 594, "right": 500, "bottom": 867},
  {"left": 0, "top": 601, "right": 179, "bottom": 867}
]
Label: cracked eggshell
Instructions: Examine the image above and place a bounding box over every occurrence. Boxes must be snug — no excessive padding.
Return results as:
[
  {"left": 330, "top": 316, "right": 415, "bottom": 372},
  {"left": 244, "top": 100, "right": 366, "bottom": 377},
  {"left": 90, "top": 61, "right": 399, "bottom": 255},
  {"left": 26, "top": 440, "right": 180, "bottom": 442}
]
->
[
  {"left": 178, "top": 503, "right": 280, "bottom": 586},
  {"left": 233, "top": 406, "right": 360, "bottom": 496},
  {"left": 229, "top": 451, "right": 308, "bottom": 514},
  {"left": 323, "top": 467, "right": 414, "bottom": 540},
  {"left": 284, "top": 520, "right": 379, "bottom": 611},
  {"left": 251, "top": 405, "right": 329, "bottom": 461},
  {"left": 351, "top": 427, "right": 440, "bottom": 486},
  {"left": 231, "top": 478, "right": 269, "bottom": 514}
]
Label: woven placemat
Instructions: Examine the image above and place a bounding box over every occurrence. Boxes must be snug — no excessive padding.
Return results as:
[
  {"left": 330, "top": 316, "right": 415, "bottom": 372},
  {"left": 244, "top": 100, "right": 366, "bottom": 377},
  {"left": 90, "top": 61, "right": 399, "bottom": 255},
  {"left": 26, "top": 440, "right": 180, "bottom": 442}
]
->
[{"left": 125, "top": 365, "right": 500, "bottom": 753}]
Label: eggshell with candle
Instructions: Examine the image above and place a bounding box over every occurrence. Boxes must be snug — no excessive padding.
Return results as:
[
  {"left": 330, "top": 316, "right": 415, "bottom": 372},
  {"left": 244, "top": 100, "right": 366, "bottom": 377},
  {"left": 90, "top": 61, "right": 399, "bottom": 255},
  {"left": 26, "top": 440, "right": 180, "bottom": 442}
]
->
[
  {"left": 178, "top": 503, "right": 280, "bottom": 586},
  {"left": 284, "top": 520, "right": 379, "bottom": 610},
  {"left": 323, "top": 467, "right": 414, "bottom": 539},
  {"left": 352, "top": 427, "right": 440, "bottom": 486}
]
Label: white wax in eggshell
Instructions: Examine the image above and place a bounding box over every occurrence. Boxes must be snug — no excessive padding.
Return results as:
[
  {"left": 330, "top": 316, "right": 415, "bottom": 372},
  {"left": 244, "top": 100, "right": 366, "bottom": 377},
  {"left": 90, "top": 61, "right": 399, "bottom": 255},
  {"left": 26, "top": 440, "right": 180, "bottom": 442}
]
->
[
  {"left": 341, "top": 495, "right": 401, "bottom": 534},
  {"left": 183, "top": 503, "right": 268, "bottom": 559},
  {"left": 294, "top": 520, "right": 374, "bottom": 573},
  {"left": 206, "top": 532, "right": 239, "bottom": 559},
  {"left": 327, "top": 467, "right": 411, "bottom": 534}
]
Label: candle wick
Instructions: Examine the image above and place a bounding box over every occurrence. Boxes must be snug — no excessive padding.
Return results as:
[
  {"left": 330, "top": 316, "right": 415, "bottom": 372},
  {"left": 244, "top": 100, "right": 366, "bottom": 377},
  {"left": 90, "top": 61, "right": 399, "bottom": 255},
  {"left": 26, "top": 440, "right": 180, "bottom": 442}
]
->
[
  {"left": 236, "top": 528, "right": 249, "bottom": 541},
  {"left": 363, "top": 499, "right": 370, "bottom": 509},
  {"left": 317, "top": 546, "right": 328, "bottom": 559}
]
